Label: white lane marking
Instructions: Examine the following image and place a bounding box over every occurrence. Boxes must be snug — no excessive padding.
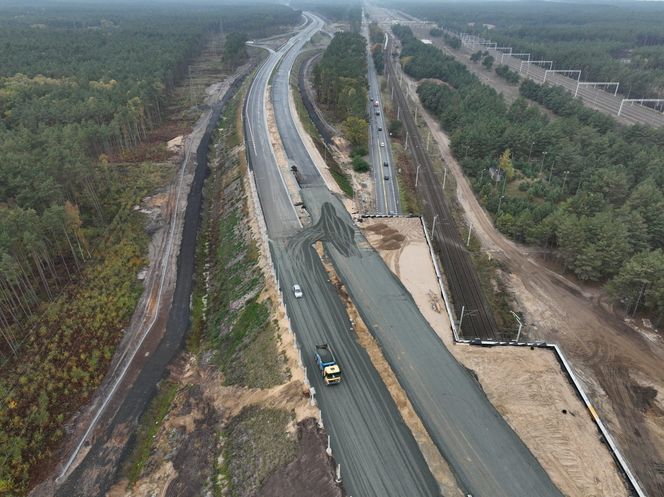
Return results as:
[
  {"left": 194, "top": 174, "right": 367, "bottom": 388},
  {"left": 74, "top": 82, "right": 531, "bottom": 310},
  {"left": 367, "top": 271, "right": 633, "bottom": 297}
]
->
[{"left": 246, "top": 114, "right": 258, "bottom": 154}]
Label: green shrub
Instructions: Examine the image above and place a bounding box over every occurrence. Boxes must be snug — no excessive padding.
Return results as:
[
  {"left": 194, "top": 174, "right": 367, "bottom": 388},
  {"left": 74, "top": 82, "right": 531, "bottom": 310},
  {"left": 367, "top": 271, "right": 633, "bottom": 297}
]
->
[{"left": 352, "top": 156, "right": 370, "bottom": 172}]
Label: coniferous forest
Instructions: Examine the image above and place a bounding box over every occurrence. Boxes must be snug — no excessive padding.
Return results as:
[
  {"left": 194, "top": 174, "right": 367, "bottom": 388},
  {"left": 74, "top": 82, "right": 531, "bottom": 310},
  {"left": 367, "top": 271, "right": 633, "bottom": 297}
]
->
[
  {"left": 0, "top": 4, "right": 299, "bottom": 493},
  {"left": 392, "top": 24, "right": 664, "bottom": 323},
  {"left": 312, "top": 30, "right": 368, "bottom": 154},
  {"left": 395, "top": 1, "right": 664, "bottom": 99}
]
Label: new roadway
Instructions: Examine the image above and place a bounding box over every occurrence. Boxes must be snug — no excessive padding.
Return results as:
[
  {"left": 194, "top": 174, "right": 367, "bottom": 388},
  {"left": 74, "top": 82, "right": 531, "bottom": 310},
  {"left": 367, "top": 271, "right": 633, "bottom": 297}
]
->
[{"left": 250, "top": 11, "right": 565, "bottom": 497}]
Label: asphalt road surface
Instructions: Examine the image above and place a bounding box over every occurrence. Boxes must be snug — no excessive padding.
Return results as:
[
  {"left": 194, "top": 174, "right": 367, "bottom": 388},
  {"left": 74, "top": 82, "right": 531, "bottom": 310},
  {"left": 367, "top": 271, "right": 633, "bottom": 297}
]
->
[
  {"left": 266, "top": 11, "right": 565, "bottom": 497},
  {"left": 271, "top": 16, "right": 326, "bottom": 188},
  {"left": 302, "top": 186, "right": 564, "bottom": 497},
  {"left": 245, "top": 44, "right": 303, "bottom": 238},
  {"left": 246, "top": 14, "right": 441, "bottom": 497},
  {"left": 363, "top": 16, "right": 400, "bottom": 215}
]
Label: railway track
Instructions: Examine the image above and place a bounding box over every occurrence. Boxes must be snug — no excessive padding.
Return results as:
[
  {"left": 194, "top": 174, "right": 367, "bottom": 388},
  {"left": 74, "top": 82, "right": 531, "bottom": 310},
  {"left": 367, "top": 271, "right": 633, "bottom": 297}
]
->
[{"left": 384, "top": 35, "right": 499, "bottom": 341}]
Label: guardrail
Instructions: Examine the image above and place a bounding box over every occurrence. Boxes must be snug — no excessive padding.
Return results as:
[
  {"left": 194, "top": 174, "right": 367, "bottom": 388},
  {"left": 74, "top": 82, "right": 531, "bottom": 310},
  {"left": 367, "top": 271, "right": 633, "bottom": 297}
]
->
[{"left": 243, "top": 65, "right": 344, "bottom": 486}]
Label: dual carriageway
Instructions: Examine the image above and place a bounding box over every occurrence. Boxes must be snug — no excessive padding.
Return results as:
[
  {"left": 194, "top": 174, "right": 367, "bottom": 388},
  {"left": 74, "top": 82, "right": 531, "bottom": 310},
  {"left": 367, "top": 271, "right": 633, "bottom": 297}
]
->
[{"left": 245, "top": 11, "right": 564, "bottom": 497}]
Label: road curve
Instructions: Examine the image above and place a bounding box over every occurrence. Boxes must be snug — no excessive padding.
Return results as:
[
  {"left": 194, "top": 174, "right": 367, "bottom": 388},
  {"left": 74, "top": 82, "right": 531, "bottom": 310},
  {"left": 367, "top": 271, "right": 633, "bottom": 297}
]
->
[
  {"left": 270, "top": 11, "right": 565, "bottom": 497},
  {"left": 245, "top": 13, "right": 441, "bottom": 497}
]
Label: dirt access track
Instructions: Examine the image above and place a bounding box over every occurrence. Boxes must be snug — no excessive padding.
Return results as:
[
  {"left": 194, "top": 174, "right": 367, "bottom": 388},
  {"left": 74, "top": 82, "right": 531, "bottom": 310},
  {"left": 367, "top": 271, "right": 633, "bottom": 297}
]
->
[
  {"left": 361, "top": 217, "right": 630, "bottom": 497},
  {"left": 30, "top": 61, "right": 255, "bottom": 497},
  {"left": 390, "top": 50, "right": 664, "bottom": 495}
]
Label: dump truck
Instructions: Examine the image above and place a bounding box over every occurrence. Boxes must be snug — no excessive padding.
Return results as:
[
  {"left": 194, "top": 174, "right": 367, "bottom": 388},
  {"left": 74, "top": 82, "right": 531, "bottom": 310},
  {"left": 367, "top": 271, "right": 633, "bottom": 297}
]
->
[{"left": 315, "top": 344, "right": 341, "bottom": 385}]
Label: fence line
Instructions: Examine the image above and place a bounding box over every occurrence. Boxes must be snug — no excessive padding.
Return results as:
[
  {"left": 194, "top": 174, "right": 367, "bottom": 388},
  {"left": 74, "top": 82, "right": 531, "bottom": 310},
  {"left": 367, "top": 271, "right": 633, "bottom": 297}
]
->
[{"left": 416, "top": 211, "right": 648, "bottom": 497}]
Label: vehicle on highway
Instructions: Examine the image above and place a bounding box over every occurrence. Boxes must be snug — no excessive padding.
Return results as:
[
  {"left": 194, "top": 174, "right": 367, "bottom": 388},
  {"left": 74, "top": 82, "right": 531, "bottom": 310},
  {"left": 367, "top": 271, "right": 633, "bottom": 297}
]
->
[
  {"left": 378, "top": 126, "right": 383, "bottom": 131},
  {"left": 293, "top": 284, "right": 303, "bottom": 298},
  {"left": 384, "top": 175, "right": 390, "bottom": 180},
  {"left": 373, "top": 99, "right": 379, "bottom": 107},
  {"left": 383, "top": 161, "right": 389, "bottom": 167},
  {"left": 315, "top": 344, "right": 341, "bottom": 385},
  {"left": 375, "top": 111, "right": 380, "bottom": 116},
  {"left": 380, "top": 141, "right": 385, "bottom": 147}
]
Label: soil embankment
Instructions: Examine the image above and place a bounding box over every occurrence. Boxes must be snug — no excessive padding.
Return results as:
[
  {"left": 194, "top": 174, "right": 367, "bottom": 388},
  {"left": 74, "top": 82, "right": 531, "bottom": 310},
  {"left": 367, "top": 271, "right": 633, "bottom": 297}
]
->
[{"left": 31, "top": 65, "right": 253, "bottom": 497}]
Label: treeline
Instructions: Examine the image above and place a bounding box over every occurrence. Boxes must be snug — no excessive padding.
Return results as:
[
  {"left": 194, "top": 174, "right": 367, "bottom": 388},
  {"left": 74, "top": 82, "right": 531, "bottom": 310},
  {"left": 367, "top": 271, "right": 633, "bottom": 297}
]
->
[
  {"left": 519, "top": 79, "right": 615, "bottom": 132},
  {"left": 370, "top": 22, "right": 385, "bottom": 74},
  {"left": 313, "top": 31, "right": 367, "bottom": 121},
  {"left": 0, "top": 3, "right": 300, "bottom": 346},
  {"left": 392, "top": 24, "right": 474, "bottom": 88},
  {"left": 429, "top": 27, "right": 443, "bottom": 38},
  {"left": 397, "top": 1, "right": 664, "bottom": 99},
  {"left": 392, "top": 25, "right": 664, "bottom": 322},
  {"left": 444, "top": 33, "right": 461, "bottom": 50},
  {"left": 224, "top": 32, "right": 249, "bottom": 68},
  {"left": 429, "top": 27, "right": 462, "bottom": 50},
  {"left": 0, "top": 4, "right": 300, "bottom": 494},
  {"left": 495, "top": 64, "right": 520, "bottom": 85},
  {"left": 370, "top": 21, "right": 384, "bottom": 44}
]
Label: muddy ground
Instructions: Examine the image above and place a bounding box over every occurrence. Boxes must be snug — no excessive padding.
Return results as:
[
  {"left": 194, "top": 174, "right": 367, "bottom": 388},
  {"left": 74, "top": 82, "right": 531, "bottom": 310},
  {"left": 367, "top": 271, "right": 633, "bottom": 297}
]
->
[
  {"left": 108, "top": 359, "right": 342, "bottom": 497},
  {"left": 361, "top": 217, "right": 631, "bottom": 497},
  {"left": 257, "top": 418, "right": 343, "bottom": 497}
]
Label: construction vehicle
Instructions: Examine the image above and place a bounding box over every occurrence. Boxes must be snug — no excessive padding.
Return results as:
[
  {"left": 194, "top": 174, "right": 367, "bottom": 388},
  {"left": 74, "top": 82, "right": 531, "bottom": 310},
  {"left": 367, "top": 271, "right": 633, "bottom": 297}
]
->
[{"left": 315, "top": 344, "right": 342, "bottom": 385}]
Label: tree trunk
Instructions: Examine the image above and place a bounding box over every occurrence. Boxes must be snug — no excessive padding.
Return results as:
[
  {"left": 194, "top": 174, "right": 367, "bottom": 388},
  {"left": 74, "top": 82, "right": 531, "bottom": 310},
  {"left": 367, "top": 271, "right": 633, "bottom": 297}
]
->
[{"left": 32, "top": 252, "right": 53, "bottom": 301}]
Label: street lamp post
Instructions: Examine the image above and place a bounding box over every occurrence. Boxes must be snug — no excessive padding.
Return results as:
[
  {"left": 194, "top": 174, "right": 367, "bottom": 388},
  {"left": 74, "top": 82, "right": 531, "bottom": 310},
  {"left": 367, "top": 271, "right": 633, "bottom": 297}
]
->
[
  {"left": 443, "top": 167, "right": 448, "bottom": 190},
  {"left": 497, "top": 194, "right": 505, "bottom": 217},
  {"left": 539, "top": 151, "right": 548, "bottom": 176},
  {"left": 528, "top": 141, "right": 535, "bottom": 162},
  {"left": 431, "top": 214, "right": 439, "bottom": 237},
  {"left": 561, "top": 170, "right": 570, "bottom": 191},
  {"left": 415, "top": 164, "right": 422, "bottom": 187},
  {"left": 548, "top": 160, "right": 556, "bottom": 183}
]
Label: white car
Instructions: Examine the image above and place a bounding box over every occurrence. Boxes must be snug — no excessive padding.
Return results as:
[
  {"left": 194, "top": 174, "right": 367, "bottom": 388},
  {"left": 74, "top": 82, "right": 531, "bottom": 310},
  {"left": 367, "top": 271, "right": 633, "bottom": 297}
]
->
[
  {"left": 293, "top": 284, "right": 303, "bottom": 298},
  {"left": 380, "top": 141, "right": 385, "bottom": 147}
]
